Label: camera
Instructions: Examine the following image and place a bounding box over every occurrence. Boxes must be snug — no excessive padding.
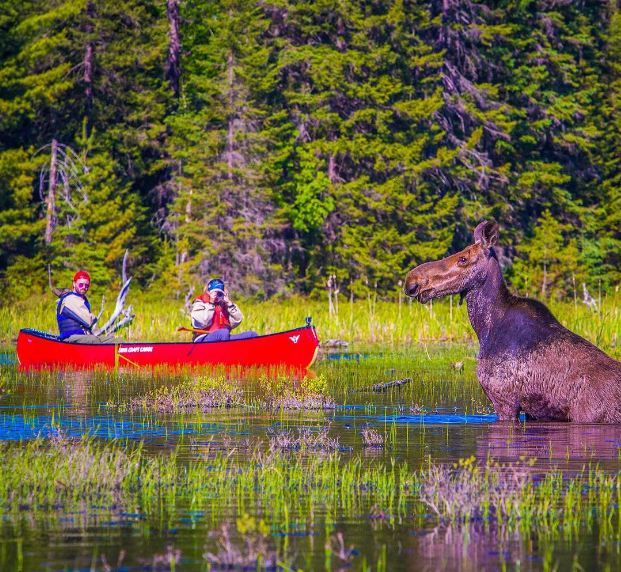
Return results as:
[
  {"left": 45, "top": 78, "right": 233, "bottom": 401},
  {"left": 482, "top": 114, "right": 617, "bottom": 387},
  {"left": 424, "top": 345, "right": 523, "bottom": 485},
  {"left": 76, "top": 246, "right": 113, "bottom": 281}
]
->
[{"left": 214, "top": 291, "right": 224, "bottom": 301}]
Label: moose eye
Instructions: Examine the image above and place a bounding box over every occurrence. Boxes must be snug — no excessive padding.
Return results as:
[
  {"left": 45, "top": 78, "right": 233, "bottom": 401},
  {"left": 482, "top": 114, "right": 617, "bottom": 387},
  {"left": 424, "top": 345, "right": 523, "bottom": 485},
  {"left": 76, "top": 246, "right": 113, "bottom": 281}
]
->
[{"left": 458, "top": 256, "right": 468, "bottom": 266}]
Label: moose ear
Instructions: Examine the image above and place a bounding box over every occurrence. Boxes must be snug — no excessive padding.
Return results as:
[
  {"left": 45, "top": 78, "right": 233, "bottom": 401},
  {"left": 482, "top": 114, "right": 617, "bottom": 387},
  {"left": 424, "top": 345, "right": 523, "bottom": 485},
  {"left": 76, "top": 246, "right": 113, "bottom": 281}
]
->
[{"left": 473, "top": 220, "right": 499, "bottom": 249}]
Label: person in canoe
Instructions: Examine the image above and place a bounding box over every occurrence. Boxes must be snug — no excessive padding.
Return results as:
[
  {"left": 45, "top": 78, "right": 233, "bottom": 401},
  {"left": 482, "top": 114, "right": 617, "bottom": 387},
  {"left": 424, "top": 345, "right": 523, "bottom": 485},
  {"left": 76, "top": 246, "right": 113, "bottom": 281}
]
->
[
  {"left": 56, "top": 270, "right": 119, "bottom": 343},
  {"left": 191, "top": 278, "right": 257, "bottom": 342}
]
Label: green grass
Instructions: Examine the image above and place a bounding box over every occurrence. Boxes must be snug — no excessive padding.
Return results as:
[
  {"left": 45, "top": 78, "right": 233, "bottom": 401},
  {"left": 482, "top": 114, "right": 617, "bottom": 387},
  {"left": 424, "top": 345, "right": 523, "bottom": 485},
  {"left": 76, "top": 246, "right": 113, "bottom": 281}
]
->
[
  {"left": 3, "top": 290, "right": 621, "bottom": 358},
  {"left": 0, "top": 346, "right": 489, "bottom": 416},
  {"left": 1, "top": 436, "right": 619, "bottom": 541}
]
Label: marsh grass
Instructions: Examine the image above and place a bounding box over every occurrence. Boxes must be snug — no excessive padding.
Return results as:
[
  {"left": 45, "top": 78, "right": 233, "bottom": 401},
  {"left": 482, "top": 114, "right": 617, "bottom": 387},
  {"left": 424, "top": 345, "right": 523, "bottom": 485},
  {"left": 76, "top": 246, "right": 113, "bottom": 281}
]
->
[
  {"left": 127, "top": 378, "right": 245, "bottom": 412},
  {"left": 267, "top": 425, "right": 341, "bottom": 451},
  {"left": 2, "top": 436, "right": 620, "bottom": 540},
  {"left": 419, "top": 455, "right": 621, "bottom": 537},
  {"left": 205, "top": 517, "right": 282, "bottom": 570},
  {"left": 121, "top": 372, "right": 337, "bottom": 413},
  {"left": 4, "top": 290, "right": 621, "bottom": 356},
  {"left": 0, "top": 348, "right": 489, "bottom": 423}
]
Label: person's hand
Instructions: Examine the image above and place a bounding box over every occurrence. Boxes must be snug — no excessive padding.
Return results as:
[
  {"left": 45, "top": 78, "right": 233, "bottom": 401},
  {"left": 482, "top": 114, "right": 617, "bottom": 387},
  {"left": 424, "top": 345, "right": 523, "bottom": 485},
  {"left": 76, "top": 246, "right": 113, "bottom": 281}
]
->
[{"left": 222, "top": 288, "right": 231, "bottom": 305}]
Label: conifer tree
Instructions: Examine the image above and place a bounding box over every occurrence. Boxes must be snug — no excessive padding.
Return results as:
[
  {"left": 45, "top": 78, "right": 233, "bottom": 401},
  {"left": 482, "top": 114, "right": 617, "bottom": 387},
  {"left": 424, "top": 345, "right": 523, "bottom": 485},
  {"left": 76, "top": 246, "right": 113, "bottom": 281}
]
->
[
  {"left": 511, "top": 209, "right": 581, "bottom": 299},
  {"left": 165, "top": 0, "right": 286, "bottom": 296},
  {"left": 598, "top": 5, "right": 621, "bottom": 285},
  {"left": 0, "top": 0, "right": 166, "bottom": 290},
  {"left": 264, "top": 0, "right": 460, "bottom": 293}
]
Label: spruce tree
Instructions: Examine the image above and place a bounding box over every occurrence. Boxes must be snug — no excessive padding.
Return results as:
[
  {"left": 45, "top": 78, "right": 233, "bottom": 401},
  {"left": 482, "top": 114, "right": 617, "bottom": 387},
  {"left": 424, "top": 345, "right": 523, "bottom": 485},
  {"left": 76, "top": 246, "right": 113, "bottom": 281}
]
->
[
  {"left": 165, "top": 0, "right": 286, "bottom": 296},
  {"left": 264, "top": 0, "right": 460, "bottom": 293}
]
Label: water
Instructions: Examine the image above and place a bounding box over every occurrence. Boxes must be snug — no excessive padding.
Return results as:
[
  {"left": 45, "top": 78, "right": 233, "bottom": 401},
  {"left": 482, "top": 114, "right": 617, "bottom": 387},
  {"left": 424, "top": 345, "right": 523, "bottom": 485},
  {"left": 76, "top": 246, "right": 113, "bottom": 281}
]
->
[{"left": 0, "top": 347, "right": 620, "bottom": 570}]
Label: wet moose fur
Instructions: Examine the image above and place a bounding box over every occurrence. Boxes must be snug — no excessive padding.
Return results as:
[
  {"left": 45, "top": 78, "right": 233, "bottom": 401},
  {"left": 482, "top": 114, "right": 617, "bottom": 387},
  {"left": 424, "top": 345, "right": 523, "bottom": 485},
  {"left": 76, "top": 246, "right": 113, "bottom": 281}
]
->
[{"left": 404, "top": 221, "right": 621, "bottom": 423}]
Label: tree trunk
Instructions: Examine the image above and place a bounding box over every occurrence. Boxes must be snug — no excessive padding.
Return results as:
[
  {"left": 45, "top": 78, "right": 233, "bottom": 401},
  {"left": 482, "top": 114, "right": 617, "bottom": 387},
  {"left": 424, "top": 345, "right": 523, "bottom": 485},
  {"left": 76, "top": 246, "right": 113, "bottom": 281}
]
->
[
  {"left": 166, "top": 0, "right": 181, "bottom": 98},
  {"left": 45, "top": 139, "right": 59, "bottom": 245},
  {"left": 226, "top": 50, "right": 236, "bottom": 179},
  {"left": 84, "top": 1, "right": 95, "bottom": 135},
  {"left": 328, "top": 154, "right": 337, "bottom": 183}
]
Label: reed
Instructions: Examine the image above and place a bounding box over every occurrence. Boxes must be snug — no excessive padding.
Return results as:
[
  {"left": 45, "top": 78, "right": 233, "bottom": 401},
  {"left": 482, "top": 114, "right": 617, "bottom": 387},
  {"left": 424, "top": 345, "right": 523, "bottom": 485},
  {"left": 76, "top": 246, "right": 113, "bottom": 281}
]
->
[
  {"left": 1, "top": 434, "right": 620, "bottom": 569},
  {"left": 2, "top": 436, "right": 619, "bottom": 536}
]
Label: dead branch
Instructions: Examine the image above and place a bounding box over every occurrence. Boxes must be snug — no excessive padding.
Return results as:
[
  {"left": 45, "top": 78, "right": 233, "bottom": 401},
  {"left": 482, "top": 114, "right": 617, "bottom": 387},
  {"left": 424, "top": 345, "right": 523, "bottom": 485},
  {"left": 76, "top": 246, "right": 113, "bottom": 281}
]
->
[
  {"left": 183, "top": 285, "right": 195, "bottom": 314},
  {"left": 48, "top": 264, "right": 70, "bottom": 297},
  {"left": 93, "top": 250, "right": 135, "bottom": 334}
]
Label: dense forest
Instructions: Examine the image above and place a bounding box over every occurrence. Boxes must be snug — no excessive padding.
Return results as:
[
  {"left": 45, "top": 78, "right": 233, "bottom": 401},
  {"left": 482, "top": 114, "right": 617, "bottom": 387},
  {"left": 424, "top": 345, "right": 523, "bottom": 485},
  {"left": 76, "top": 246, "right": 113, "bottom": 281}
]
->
[{"left": 1, "top": 0, "right": 620, "bottom": 301}]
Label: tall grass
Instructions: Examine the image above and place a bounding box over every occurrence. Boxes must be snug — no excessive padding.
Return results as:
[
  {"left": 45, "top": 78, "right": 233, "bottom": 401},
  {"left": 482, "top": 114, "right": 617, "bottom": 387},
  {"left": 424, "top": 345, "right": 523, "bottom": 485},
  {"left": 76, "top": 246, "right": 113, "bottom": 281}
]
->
[
  {"left": 2, "top": 436, "right": 620, "bottom": 540},
  {"left": 3, "top": 289, "right": 621, "bottom": 354}
]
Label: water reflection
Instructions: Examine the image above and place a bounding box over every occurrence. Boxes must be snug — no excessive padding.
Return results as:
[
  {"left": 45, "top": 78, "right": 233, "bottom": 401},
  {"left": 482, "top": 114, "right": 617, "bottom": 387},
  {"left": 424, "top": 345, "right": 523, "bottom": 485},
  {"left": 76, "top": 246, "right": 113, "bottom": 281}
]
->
[
  {"left": 416, "top": 523, "right": 527, "bottom": 572},
  {"left": 1, "top": 355, "right": 621, "bottom": 571},
  {"left": 477, "top": 422, "right": 621, "bottom": 470}
]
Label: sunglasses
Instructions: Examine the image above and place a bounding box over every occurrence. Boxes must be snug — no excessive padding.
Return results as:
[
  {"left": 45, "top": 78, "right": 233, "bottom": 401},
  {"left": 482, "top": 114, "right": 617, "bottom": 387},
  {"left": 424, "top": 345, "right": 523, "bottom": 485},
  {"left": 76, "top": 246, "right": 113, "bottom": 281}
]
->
[{"left": 76, "top": 281, "right": 90, "bottom": 288}]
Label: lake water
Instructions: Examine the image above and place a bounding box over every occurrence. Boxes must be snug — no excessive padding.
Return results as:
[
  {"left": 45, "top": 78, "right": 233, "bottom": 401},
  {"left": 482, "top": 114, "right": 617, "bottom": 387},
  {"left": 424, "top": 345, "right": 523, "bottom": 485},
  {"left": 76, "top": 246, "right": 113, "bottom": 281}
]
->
[{"left": 0, "top": 346, "right": 620, "bottom": 571}]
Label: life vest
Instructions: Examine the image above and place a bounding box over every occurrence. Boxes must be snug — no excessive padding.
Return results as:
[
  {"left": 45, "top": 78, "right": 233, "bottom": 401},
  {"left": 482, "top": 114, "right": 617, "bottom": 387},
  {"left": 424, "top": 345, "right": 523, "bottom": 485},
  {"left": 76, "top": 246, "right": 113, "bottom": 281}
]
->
[
  {"left": 196, "top": 293, "right": 231, "bottom": 332},
  {"left": 57, "top": 292, "right": 92, "bottom": 339}
]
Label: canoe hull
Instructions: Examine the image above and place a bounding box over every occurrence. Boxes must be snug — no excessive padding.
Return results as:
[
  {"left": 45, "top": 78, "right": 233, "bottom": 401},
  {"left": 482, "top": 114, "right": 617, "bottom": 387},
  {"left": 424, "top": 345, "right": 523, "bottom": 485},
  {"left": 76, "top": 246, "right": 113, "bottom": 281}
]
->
[{"left": 16, "top": 326, "right": 319, "bottom": 369}]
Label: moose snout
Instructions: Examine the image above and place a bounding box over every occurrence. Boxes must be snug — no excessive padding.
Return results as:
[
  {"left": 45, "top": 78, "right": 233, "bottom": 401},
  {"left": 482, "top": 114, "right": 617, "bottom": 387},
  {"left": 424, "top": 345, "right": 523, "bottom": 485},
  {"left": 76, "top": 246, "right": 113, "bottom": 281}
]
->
[
  {"left": 404, "top": 270, "right": 427, "bottom": 298},
  {"left": 405, "top": 282, "right": 420, "bottom": 297}
]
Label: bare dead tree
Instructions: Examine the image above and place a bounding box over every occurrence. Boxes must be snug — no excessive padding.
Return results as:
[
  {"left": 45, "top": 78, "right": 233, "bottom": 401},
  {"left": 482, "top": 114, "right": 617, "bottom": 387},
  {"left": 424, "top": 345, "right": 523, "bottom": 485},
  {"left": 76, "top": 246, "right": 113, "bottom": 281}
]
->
[
  {"left": 37, "top": 141, "right": 89, "bottom": 244},
  {"left": 166, "top": 0, "right": 181, "bottom": 98},
  {"left": 83, "top": 1, "right": 95, "bottom": 136},
  {"left": 327, "top": 274, "right": 339, "bottom": 317},
  {"left": 226, "top": 49, "right": 237, "bottom": 179},
  {"left": 183, "top": 285, "right": 195, "bottom": 314},
  {"left": 48, "top": 264, "right": 70, "bottom": 297},
  {"left": 582, "top": 283, "right": 598, "bottom": 311},
  {"left": 44, "top": 139, "right": 58, "bottom": 245}
]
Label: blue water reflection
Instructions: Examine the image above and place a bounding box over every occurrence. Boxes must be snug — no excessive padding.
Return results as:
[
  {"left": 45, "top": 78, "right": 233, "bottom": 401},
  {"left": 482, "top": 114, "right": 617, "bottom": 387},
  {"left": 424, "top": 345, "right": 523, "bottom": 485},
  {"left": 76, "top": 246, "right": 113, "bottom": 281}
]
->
[{"left": 0, "top": 414, "right": 228, "bottom": 441}]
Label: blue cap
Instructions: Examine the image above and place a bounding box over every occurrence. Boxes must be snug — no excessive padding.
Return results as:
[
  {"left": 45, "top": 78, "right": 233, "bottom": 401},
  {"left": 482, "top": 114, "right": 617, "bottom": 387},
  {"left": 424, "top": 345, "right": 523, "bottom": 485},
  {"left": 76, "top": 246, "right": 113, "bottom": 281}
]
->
[{"left": 207, "top": 278, "right": 225, "bottom": 293}]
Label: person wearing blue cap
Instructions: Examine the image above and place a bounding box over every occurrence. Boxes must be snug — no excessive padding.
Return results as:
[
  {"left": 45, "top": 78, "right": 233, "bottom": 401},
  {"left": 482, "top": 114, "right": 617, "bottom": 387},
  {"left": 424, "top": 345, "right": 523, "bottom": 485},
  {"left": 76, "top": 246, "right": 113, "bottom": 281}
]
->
[{"left": 190, "top": 278, "right": 257, "bottom": 342}]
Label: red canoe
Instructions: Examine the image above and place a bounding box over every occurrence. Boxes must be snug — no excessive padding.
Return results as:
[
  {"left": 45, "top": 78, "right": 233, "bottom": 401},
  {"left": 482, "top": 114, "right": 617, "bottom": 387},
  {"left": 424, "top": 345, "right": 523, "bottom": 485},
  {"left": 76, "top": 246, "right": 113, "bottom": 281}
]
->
[{"left": 16, "top": 325, "right": 319, "bottom": 369}]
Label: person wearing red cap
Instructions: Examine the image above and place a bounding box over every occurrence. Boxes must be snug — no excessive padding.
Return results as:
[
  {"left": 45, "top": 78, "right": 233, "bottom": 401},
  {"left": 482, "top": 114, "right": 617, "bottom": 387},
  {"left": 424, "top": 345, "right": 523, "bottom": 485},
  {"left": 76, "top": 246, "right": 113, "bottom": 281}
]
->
[{"left": 56, "top": 270, "right": 116, "bottom": 343}]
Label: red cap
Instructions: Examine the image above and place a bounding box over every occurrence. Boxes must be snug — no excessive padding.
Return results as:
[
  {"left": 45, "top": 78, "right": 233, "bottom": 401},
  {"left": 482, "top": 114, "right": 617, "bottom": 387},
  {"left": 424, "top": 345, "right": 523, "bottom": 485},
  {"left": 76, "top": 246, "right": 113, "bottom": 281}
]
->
[{"left": 73, "top": 270, "right": 91, "bottom": 282}]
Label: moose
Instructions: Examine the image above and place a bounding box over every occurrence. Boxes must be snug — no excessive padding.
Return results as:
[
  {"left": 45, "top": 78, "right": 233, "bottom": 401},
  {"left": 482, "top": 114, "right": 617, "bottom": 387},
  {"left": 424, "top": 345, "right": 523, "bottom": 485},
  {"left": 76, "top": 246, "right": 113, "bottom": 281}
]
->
[{"left": 404, "top": 221, "right": 621, "bottom": 423}]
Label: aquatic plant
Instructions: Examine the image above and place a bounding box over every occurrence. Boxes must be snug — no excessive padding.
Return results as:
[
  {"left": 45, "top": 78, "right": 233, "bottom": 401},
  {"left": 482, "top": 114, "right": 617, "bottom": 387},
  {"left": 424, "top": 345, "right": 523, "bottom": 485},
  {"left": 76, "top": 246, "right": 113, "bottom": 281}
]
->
[
  {"left": 418, "top": 455, "right": 621, "bottom": 534},
  {"left": 1, "top": 431, "right": 621, "bottom": 570},
  {"left": 268, "top": 426, "right": 341, "bottom": 452},
  {"left": 263, "top": 391, "right": 337, "bottom": 410},
  {"left": 409, "top": 404, "right": 427, "bottom": 415},
  {"left": 420, "top": 456, "right": 534, "bottom": 523},
  {"left": 325, "top": 531, "right": 357, "bottom": 566},
  {"left": 121, "top": 372, "right": 338, "bottom": 413},
  {"left": 204, "top": 515, "right": 283, "bottom": 570},
  {"left": 360, "top": 428, "right": 384, "bottom": 447},
  {"left": 128, "top": 380, "right": 244, "bottom": 413},
  {"left": 138, "top": 545, "right": 181, "bottom": 570}
]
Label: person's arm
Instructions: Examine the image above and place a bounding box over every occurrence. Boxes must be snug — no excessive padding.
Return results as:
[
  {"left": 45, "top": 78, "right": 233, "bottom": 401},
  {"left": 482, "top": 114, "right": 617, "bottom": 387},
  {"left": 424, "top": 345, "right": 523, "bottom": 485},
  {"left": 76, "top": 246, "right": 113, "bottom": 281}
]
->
[
  {"left": 60, "top": 294, "right": 96, "bottom": 329},
  {"left": 191, "top": 299, "right": 215, "bottom": 329},
  {"left": 226, "top": 302, "right": 243, "bottom": 329}
]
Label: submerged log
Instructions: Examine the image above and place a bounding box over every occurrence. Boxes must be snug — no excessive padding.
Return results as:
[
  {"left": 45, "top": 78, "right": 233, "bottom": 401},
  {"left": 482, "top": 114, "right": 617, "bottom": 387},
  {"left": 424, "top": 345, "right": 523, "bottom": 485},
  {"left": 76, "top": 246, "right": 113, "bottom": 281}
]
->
[
  {"left": 355, "top": 377, "right": 413, "bottom": 393},
  {"left": 372, "top": 377, "right": 412, "bottom": 392}
]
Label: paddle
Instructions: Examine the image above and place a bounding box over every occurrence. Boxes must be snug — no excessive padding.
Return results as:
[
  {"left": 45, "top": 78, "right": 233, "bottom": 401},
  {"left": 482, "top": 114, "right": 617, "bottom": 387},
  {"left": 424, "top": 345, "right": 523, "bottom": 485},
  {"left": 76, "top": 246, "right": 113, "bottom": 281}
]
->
[{"left": 177, "top": 326, "right": 209, "bottom": 334}]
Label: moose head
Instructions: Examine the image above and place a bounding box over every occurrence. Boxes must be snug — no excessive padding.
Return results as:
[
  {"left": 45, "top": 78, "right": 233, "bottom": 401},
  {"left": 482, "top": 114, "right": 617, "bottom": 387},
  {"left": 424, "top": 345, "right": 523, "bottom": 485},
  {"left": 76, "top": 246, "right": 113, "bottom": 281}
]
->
[{"left": 404, "top": 221, "right": 499, "bottom": 303}]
